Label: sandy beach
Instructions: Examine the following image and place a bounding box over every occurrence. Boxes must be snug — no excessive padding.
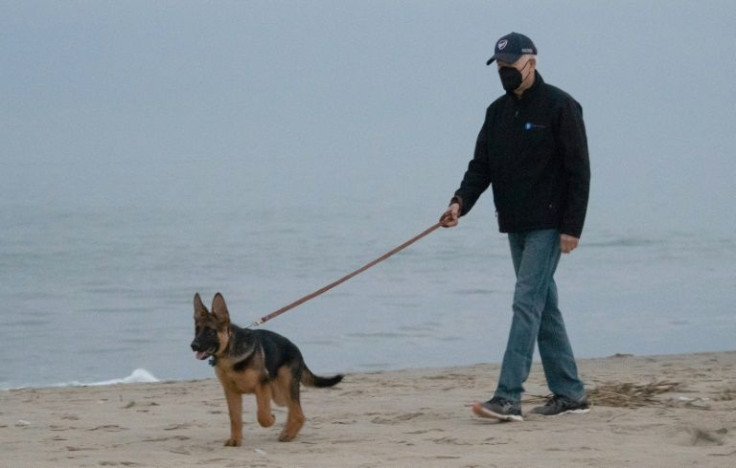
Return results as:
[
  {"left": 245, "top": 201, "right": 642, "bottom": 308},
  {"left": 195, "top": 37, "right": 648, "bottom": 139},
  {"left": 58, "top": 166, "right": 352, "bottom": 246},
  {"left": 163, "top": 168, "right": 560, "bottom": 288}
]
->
[{"left": 2, "top": 351, "right": 735, "bottom": 467}]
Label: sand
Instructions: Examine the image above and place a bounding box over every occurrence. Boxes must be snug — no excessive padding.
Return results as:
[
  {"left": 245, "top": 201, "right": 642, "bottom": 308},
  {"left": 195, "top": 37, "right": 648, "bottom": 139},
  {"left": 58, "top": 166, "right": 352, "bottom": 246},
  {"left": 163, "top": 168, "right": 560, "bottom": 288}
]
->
[{"left": 2, "top": 351, "right": 735, "bottom": 467}]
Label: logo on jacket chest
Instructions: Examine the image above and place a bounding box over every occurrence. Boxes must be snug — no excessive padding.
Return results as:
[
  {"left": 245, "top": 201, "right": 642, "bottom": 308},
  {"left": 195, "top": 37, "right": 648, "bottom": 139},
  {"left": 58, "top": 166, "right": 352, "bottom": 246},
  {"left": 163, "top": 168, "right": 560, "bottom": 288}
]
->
[{"left": 524, "top": 122, "right": 547, "bottom": 131}]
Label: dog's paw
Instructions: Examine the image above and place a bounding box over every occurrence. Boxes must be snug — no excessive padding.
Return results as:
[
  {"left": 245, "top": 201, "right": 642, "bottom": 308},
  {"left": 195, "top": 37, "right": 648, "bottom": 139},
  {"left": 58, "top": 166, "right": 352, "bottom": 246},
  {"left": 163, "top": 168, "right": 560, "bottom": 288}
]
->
[
  {"left": 224, "top": 438, "right": 242, "bottom": 447},
  {"left": 278, "top": 431, "right": 297, "bottom": 442},
  {"left": 258, "top": 413, "right": 275, "bottom": 428}
]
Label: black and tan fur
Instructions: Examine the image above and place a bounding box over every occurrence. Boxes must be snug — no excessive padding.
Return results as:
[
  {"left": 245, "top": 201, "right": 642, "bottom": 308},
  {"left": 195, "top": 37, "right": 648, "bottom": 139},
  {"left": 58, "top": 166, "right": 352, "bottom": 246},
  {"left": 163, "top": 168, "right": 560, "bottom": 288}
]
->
[{"left": 191, "top": 293, "right": 343, "bottom": 445}]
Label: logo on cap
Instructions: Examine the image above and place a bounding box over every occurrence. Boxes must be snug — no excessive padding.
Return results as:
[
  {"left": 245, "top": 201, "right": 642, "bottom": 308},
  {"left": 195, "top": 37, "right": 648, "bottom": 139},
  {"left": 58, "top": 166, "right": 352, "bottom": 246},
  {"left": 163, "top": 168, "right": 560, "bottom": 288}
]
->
[{"left": 497, "top": 39, "right": 508, "bottom": 50}]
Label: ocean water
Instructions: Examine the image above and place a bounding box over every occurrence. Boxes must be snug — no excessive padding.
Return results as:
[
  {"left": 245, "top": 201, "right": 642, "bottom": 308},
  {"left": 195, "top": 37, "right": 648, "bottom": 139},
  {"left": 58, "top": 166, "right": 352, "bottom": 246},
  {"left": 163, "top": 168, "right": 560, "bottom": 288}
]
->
[{"left": 1, "top": 200, "right": 734, "bottom": 390}]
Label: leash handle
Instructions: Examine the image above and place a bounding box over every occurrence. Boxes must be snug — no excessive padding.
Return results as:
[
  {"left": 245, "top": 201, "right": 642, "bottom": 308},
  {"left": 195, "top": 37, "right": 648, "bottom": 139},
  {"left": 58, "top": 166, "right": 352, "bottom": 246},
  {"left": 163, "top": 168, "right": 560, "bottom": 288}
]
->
[{"left": 249, "top": 222, "right": 442, "bottom": 327}]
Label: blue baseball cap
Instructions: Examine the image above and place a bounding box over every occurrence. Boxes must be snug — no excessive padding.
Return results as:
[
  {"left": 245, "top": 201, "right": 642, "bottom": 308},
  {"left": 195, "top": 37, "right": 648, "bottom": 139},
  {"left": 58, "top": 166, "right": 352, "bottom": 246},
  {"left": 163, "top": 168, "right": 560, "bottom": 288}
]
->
[{"left": 486, "top": 32, "right": 537, "bottom": 65}]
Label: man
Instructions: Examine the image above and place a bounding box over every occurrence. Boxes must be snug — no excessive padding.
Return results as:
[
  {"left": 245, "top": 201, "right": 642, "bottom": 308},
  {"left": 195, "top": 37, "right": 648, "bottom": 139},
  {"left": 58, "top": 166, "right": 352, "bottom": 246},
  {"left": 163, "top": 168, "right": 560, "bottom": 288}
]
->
[{"left": 440, "top": 32, "right": 591, "bottom": 421}]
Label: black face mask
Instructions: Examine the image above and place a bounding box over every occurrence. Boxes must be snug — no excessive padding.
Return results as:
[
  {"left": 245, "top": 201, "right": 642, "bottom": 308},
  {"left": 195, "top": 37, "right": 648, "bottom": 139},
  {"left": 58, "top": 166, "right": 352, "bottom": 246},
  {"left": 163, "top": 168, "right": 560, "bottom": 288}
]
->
[{"left": 498, "top": 61, "right": 531, "bottom": 91}]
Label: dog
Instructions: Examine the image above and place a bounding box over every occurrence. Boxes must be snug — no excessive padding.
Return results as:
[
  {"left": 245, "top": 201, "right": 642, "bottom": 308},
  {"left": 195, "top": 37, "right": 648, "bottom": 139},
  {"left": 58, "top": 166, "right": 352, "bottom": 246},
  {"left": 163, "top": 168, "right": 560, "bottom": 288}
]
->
[{"left": 190, "top": 292, "right": 343, "bottom": 445}]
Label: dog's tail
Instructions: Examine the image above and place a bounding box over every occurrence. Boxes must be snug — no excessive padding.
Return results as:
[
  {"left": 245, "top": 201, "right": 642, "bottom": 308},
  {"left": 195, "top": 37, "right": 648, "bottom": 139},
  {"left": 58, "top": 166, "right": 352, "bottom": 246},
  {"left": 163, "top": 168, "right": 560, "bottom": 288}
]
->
[{"left": 301, "top": 365, "right": 343, "bottom": 388}]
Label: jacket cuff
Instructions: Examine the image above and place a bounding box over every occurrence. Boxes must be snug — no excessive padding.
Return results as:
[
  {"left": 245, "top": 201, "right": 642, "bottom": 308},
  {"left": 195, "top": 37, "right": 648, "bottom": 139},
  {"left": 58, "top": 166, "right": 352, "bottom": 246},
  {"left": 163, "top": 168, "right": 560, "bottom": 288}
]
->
[{"left": 450, "top": 195, "right": 463, "bottom": 214}]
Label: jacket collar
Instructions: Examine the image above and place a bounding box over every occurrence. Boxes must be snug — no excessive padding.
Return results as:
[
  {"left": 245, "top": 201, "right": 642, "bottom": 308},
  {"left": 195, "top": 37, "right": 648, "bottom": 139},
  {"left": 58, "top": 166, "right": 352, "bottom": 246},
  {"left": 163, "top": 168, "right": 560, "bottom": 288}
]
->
[{"left": 507, "top": 70, "right": 544, "bottom": 101}]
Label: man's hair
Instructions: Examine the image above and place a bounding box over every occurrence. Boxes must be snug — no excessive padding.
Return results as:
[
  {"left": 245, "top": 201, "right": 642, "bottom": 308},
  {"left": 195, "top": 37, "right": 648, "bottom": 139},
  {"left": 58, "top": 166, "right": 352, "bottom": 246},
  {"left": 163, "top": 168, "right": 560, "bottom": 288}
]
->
[{"left": 521, "top": 54, "right": 537, "bottom": 68}]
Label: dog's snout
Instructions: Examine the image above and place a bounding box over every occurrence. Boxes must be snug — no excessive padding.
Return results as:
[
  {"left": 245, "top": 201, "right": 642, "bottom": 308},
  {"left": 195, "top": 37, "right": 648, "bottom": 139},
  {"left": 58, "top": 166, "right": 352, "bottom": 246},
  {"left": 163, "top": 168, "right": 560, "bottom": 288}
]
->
[{"left": 190, "top": 340, "right": 200, "bottom": 351}]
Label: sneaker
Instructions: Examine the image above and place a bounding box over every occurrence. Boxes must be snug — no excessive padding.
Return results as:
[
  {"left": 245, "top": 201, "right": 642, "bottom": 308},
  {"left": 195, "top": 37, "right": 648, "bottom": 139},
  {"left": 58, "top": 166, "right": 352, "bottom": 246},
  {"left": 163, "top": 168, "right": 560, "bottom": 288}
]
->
[
  {"left": 530, "top": 394, "right": 590, "bottom": 416},
  {"left": 472, "top": 397, "right": 523, "bottom": 422}
]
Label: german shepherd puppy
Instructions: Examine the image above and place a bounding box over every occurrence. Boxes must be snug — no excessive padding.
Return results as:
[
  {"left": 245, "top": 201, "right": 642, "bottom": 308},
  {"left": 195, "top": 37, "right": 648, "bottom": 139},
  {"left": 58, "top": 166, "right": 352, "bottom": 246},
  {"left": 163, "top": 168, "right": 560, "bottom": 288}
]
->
[{"left": 191, "top": 292, "right": 343, "bottom": 445}]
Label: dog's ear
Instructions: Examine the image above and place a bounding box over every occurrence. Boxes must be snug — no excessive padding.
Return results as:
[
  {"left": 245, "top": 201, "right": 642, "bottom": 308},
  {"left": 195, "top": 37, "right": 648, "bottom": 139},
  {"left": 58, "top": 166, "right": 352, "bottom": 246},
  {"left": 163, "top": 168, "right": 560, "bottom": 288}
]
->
[
  {"left": 193, "top": 293, "right": 209, "bottom": 322},
  {"left": 211, "top": 292, "right": 231, "bottom": 327}
]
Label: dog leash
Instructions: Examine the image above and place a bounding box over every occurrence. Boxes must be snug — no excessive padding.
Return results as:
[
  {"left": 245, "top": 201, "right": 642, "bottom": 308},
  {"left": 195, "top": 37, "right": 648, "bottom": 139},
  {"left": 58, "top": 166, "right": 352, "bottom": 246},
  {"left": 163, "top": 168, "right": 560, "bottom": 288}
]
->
[{"left": 248, "top": 222, "right": 443, "bottom": 328}]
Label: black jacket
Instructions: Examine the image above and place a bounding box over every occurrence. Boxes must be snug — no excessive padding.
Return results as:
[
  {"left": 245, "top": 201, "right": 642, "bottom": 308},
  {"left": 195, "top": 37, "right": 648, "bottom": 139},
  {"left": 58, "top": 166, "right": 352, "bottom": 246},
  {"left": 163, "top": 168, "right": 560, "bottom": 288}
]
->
[{"left": 453, "top": 71, "right": 590, "bottom": 238}]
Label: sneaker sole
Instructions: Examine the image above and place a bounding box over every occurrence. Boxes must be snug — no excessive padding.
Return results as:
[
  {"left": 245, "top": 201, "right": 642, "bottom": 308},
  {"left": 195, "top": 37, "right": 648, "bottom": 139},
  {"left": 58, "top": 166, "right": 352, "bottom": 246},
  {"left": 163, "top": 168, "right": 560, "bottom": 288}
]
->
[
  {"left": 471, "top": 401, "right": 523, "bottom": 422},
  {"left": 532, "top": 407, "right": 591, "bottom": 417}
]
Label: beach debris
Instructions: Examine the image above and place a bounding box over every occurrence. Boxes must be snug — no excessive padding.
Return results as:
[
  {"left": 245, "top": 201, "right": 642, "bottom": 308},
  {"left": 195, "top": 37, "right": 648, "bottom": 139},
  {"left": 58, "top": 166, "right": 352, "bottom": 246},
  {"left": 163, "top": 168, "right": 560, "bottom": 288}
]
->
[
  {"left": 676, "top": 398, "right": 712, "bottom": 410},
  {"left": 254, "top": 448, "right": 268, "bottom": 456},
  {"left": 15, "top": 419, "right": 31, "bottom": 427},
  {"left": 588, "top": 381, "right": 681, "bottom": 408}
]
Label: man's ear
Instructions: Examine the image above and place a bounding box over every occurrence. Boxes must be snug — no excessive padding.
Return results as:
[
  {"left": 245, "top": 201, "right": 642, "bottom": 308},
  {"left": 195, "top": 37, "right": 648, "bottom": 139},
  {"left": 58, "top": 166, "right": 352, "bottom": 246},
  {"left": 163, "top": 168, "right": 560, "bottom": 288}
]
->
[
  {"left": 211, "top": 292, "right": 231, "bottom": 327},
  {"left": 193, "top": 293, "right": 209, "bottom": 322}
]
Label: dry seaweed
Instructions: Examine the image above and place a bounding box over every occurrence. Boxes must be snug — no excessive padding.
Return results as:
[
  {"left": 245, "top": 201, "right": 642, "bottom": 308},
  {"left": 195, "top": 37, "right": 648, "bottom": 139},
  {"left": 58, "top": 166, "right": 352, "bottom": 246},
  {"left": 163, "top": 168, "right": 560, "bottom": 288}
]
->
[
  {"left": 526, "top": 381, "right": 682, "bottom": 408},
  {"left": 588, "top": 381, "right": 681, "bottom": 408}
]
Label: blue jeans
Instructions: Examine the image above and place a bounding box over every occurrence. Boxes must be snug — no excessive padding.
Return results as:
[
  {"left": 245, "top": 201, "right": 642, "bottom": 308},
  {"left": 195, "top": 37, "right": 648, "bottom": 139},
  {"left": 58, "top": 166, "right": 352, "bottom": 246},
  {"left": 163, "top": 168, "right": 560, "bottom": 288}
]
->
[{"left": 494, "top": 229, "right": 585, "bottom": 403}]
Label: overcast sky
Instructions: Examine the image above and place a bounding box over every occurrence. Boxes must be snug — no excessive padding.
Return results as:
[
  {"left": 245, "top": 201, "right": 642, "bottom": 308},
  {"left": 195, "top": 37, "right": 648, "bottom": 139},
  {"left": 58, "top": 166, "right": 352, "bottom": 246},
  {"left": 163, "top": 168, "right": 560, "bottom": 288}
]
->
[{"left": 2, "top": 1, "right": 735, "bottom": 237}]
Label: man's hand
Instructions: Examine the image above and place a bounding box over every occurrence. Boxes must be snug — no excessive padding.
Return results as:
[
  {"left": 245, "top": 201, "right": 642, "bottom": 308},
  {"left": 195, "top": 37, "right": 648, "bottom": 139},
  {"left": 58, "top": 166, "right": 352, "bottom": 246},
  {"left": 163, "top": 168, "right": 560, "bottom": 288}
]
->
[
  {"left": 440, "top": 203, "right": 460, "bottom": 228},
  {"left": 560, "top": 234, "right": 579, "bottom": 254}
]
